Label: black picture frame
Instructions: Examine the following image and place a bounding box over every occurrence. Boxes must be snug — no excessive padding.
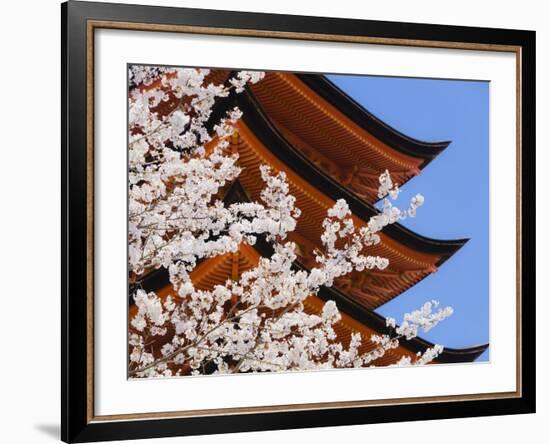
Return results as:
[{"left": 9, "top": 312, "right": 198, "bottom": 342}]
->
[{"left": 61, "top": 1, "right": 536, "bottom": 442}]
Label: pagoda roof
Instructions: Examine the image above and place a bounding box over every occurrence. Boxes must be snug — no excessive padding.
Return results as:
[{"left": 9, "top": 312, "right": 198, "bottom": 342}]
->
[
  {"left": 132, "top": 241, "right": 487, "bottom": 365},
  {"left": 247, "top": 72, "right": 450, "bottom": 203},
  {"left": 210, "top": 70, "right": 450, "bottom": 162},
  {"left": 210, "top": 94, "right": 466, "bottom": 309},
  {"left": 311, "top": 266, "right": 488, "bottom": 363},
  {"left": 253, "top": 237, "right": 487, "bottom": 363}
]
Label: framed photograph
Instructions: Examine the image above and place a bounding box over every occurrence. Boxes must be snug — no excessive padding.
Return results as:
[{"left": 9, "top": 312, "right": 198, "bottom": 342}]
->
[{"left": 61, "top": 1, "right": 535, "bottom": 442}]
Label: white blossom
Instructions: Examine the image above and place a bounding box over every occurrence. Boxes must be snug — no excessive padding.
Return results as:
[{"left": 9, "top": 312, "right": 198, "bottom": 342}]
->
[{"left": 127, "top": 66, "right": 453, "bottom": 378}]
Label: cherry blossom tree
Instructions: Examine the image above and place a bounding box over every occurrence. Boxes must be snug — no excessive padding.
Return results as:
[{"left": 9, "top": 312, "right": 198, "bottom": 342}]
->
[{"left": 127, "top": 65, "right": 453, "bottom": 378}]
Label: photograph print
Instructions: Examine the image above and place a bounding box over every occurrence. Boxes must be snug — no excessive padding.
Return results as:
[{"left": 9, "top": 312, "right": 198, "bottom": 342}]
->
[{"left": 127, "top": 65, "right": 489, "bottom": 379}]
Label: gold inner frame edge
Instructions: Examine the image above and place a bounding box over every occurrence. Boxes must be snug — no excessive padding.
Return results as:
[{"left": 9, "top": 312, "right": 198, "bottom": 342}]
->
[{"left": 85, "top": 19, "right": 523, "bottom": 423}]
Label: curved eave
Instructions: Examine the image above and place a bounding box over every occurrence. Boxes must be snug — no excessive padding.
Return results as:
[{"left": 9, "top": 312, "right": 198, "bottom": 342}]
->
[
  {"left": 296, "top": 74, "right": 451, "bottom": 166},
  {"left": 317, "top": 275, "right": 488, "bottom": 363},
  {"left": 230, "top": 89, "right": 467, "bottom": 264},
  {"left": 252, "top": 237, "right": 487, "bottom": 364}
]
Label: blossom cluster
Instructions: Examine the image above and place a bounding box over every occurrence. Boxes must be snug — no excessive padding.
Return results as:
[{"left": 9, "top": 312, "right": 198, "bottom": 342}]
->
[{"left": 127, "top": 65, "right": 451, "bottom": 378}]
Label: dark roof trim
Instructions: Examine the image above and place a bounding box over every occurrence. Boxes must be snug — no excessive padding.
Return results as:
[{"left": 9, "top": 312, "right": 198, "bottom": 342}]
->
[
  {"left": 233, "top": 90, "right": 467, "bottom": 265},
  {"left": 253, "top": 235, "right": 487, "bottom": 364},
  {"left": 316, "top": 274, "right": 488, "bottom": 363},
  {"left": 296, "top": 74, "right": 451, "bottom": 165},
  {"left": 129, "top": 267, "right": 169, "bottom": 302}
]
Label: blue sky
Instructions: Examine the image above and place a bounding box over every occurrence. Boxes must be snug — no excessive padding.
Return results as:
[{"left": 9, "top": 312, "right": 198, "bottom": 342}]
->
[{"left": 327, "top": 74, "right": 490, "bottom": 362}]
